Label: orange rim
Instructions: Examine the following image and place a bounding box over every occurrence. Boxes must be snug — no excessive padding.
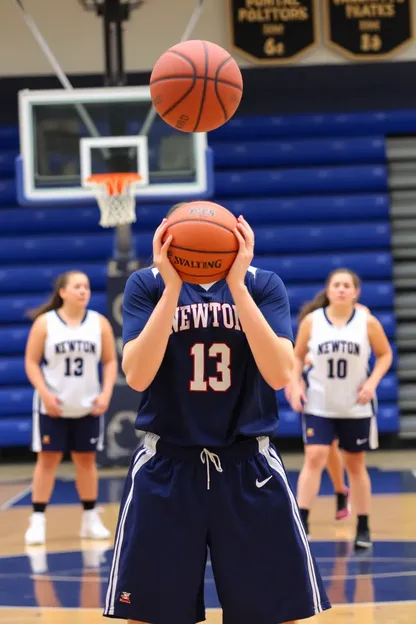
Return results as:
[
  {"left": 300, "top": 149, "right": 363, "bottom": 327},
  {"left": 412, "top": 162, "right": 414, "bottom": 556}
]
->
[{"left": 86, "top": 173, "right": 142, "bottom": 195}]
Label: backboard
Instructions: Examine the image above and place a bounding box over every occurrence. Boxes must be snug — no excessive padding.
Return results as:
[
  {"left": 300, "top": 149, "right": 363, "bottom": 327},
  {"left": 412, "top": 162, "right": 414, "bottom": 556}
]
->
[{"left": 16, "top": 86, "right": 214, "bottom": 205}]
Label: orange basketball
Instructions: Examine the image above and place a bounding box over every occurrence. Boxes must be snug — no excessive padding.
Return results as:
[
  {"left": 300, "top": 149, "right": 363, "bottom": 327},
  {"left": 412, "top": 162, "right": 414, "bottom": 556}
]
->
[
  {"left": 150, "top": 40, "right": 243, "bottom": 133},
  {"left": 163, "top": 201, "right": 238, "bottom": 283}
]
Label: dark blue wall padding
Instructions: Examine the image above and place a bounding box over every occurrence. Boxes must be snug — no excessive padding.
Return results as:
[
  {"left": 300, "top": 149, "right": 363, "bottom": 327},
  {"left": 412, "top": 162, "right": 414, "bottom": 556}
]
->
[
  {"left": 0, "top": 263, "right": 107, "bottom": 293},
  {"left": 0, "top": 253, "right": 392, "bottom": 294},
  {"left": 255, "top": 252, "right": 392, "bottom": 282},
  {"left": 286, "top": 282, "right": 393, "bottom": 312},
  {"left": 0, "top": 223, "right": 390, "bottom": 265},
  {"left": 210, "top": 110, "right": 416, "bottom": 141},
  {"left": 0, "top": 296, "right": 105, "bottom": 323},
  {"left": 215, "top": 165, "right": 387, "bottom": 197},
  {"left": 0, "top": 326, "right": 31, "bottom": 354},
  {"left": 0, "top": 194, "right": 390, "bottom": 235},
  {"left": 213, "top": 137, "right": 386, "bottom": 168},
  {"left": 0, "top": 179, "right": 15, "bottom": 205}
]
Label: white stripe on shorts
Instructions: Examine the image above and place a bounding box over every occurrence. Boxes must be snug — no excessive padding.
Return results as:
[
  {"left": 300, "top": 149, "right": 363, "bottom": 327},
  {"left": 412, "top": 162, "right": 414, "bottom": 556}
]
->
[
  {"left": 258, "top": 439, "right": 324, "bottom": 615},
  {"left": 104, "top": 432, "right": 159, "bottom": 616},
  {"left": 32, "top": 391, "right": 42, "bottom": 453}
]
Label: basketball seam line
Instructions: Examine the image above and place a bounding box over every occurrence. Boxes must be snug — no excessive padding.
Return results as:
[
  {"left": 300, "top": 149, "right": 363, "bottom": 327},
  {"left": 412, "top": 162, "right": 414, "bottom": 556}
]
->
[
  {"left": 150, "top": 76, "right": 243, "bottom": 91},
  {"left": 193, "top": 40, "right": 209, "bottom": 133},
  {"left": 159, "top": 50, "right": 198, "bottom": 119},
  {"left": 169, "top": 244, "right": 238, "bottom": 254},
  {"left": 168, "top": 50, "right": 197, "bottom": 73},
  {"left": 214, "top": 57, "right": 233, "bottom": 121},
  {"left": 167, "top": 218, "right": 236, "bottom": 235}
]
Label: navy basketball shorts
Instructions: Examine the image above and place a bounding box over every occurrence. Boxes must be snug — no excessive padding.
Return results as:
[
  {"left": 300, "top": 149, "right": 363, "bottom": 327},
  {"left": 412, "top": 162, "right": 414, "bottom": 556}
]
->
[
  {"left": 32, "top": 413, "right": 104, "bottom": 453},
  {"left": 302, "top": 413, "right": 379, "bottom": 453},
  {"left": 104, "top": 433, "right": 331, "bottom": 624}
]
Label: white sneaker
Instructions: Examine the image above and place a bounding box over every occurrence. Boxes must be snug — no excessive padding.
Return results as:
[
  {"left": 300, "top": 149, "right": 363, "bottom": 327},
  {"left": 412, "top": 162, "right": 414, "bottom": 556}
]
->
[
  {"left": 80, "top": 508, "right": 111, "bottom": 540},
  {"left": 25, "top": 513, "right": 46, "bottom": 546}
]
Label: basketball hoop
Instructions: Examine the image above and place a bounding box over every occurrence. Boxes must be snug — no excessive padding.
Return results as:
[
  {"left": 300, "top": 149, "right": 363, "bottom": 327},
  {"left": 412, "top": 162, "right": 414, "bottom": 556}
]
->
[{"left": 85, "top": 173, "right": 143, "bottom": 228}]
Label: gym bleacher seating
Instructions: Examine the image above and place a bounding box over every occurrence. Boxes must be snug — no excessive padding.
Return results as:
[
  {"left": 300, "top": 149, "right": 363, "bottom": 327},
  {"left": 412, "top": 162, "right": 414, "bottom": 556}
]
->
[{"left": 0, "top": 110, "right": 404, "bottom": 447}]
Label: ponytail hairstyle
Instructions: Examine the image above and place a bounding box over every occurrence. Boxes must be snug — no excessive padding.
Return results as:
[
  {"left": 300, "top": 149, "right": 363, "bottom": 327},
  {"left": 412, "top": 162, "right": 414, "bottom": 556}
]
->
[
  {"left": 298, "top": 268, "right": 361, "bottom": 322},
  {"left": 27, "top": 271, "right": 87, "bottom": 321}
]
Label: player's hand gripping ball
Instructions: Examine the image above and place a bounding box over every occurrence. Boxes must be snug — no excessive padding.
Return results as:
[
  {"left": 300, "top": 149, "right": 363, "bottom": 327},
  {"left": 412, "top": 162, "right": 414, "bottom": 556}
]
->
[
  {"left": 150, "top": 40, "right": 243, "bottom": 133},
  {"left": 163, "top": 201, "right": 239, "bottom": 284}
]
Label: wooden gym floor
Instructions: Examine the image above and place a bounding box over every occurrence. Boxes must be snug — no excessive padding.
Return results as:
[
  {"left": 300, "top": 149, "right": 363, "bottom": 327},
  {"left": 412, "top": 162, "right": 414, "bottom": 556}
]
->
[{"left": 0, "top": 450, "right": 415, "bottom": 624}]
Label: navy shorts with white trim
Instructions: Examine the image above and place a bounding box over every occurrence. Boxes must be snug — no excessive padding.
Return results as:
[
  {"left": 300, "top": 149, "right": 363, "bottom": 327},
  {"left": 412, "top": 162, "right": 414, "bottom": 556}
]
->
[
  {"left": 302, "top": 413, "right": 378, "bottom": 453},
  {"left": 104, "top": 433, "right": 330, "bottom": 624},
  {"left": 33, "top": 413, "right": 104, "bottom": 453}
]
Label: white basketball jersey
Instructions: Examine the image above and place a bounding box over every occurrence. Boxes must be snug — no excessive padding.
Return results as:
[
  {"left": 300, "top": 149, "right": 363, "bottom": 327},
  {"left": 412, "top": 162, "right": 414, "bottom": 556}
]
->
[
  {"left": 305, "top": 307, "right": 373, "bottom": 418},
  {"left": 40, "top": 310, "right": 102, "bottom": 418}
]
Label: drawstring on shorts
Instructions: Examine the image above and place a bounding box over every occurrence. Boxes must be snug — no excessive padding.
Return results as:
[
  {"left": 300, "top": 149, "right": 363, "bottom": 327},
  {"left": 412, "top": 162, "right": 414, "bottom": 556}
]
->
[{"left": 200, "top": 449, "right": 223, "bottom": 490}]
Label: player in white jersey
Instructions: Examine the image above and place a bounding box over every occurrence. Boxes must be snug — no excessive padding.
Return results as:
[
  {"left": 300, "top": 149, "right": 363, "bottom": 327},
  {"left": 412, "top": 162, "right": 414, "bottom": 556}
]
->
[
  {"left": 289, "top": 269, "right": 392, "bottom": 549},
  {"left": 285, "top": 302, "right": 371, "bottom": 524},
  {"left": 24, "top": 271, "right": 118, "bottom": 545}
]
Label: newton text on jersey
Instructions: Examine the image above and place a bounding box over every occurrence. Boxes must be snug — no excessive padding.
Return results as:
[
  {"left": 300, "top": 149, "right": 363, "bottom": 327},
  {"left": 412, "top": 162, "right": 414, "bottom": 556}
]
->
[
  {"left": 55, "top": 340, "right": 98, "bottom": 354},
  {"left": 172, "top": 303, "right": 242, "bottom": 333},
  {"left": 317, "top": 340, "right": 360, "bottom": 356}
]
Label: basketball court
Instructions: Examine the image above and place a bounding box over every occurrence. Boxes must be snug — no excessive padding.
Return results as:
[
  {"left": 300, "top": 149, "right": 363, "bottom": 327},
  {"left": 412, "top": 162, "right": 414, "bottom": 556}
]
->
[
  {"left": 1, "top": 451, "right": 416, "bottom": 624},
  {"left": 1, "top": 1, "right": 415, "bottom": 623}
]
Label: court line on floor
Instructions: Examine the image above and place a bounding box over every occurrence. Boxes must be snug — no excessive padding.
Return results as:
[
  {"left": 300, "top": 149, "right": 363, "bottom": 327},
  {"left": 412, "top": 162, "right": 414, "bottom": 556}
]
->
[{"left": 0, "top": 484, "right": 32, "bottom": 511}]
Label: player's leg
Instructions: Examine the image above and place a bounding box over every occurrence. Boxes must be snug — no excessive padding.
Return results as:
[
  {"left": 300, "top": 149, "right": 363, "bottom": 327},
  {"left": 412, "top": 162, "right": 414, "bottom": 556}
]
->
[
  {"left": 209, "top": 439, "right": 331, "bottom": 624},
  {"left": 70, "top": 415, "right": 109, "bottom": 539},
  {"left": 297, "top": 414, "right": 334, "bottom": 535},
  {"left": 327, "top": 439, "right": 350, "bottom": 521},
  {"left": 25, "top": 413, "right": 67, "bottom": 545},
  {"left": 337, "top": 417, "right": 375, "bottom": 549},
  {"left": 103, "top": 434, "right": 208, "bottom": 623}
]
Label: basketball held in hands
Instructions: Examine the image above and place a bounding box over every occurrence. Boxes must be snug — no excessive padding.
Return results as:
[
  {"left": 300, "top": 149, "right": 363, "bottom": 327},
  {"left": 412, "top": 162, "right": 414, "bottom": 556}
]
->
[{"left": 163, "top": 201, "right": 239, "bottom": 284}]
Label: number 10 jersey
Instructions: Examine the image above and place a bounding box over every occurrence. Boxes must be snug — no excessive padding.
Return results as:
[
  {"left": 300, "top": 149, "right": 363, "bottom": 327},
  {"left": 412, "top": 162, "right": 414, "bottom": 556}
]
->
[{"left": 305, "top": 307, "right": 373, "bottom": 419}]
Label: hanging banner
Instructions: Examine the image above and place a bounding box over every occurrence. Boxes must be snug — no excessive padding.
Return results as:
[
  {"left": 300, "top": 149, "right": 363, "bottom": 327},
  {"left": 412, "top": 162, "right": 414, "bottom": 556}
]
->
[
  {"left": 228, "top": 0, "right": 318, "bottom": 65},
  {"left": 324, "top": 0, "right": 414, "bottom": 60}
]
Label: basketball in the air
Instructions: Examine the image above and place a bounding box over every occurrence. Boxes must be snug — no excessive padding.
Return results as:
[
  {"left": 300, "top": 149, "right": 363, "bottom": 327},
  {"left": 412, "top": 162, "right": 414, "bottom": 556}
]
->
[
  {"left": 149, "top": 40, "right": 243, "bottom": 133},
  {"left": 163, "top": 201, "right": 238, "bottom": 283}
]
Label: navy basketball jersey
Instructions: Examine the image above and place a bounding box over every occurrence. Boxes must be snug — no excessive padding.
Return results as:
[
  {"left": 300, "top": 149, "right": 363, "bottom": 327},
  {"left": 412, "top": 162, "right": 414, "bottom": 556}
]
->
[{"left": 122, "top": 266, "right": 293, "bottom": 447}]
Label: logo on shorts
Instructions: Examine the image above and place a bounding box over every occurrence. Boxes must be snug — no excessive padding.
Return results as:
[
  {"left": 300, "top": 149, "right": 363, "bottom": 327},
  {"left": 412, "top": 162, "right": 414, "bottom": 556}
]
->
[
  {"left": 356, "top": 438, "right": 368, "bottom": 445},
  {"left": 306, "top": 428, "right": 314, "bottom": 437},
  {"left": 42, "top": 435, "right": 50, "bottom": 444},
  {"left": 256, "top": 476, "right": 273, "bottom": 488},
  {"left": 119, "top": 591, "right": 131, "bottom": 604},
  {"left": 90, "top": 437, "right": 99, "bottom": 444}
]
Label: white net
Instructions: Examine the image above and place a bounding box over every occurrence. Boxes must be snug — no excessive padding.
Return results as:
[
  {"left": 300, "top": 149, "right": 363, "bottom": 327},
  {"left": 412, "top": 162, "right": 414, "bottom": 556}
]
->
[
  {"left": 96, "top": 192, "right": 137, "bottom": 228},
  {"left": 87, "top": 175, "right": 140, "bottom": 228}
]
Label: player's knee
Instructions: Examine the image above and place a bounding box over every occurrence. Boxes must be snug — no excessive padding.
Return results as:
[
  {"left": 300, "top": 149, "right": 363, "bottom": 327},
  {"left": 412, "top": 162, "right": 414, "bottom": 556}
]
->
[
  {"left": 71, "top": 451, "right": 96, "bottom": 469},
  {"left": 305, "top": 446, "right": 328, "bottom": 470},
  {"left": 37, "top": 451, "right": 63, "bottom": 471},
  {"left": 343, "top": 451, "right": 366, "bottom": 475}
]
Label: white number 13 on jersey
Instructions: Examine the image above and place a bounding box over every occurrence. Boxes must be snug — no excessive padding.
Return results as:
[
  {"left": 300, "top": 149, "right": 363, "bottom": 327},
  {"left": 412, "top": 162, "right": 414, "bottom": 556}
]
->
[{"left": 190, "top": 343, "right": 231, "bottom": 392}]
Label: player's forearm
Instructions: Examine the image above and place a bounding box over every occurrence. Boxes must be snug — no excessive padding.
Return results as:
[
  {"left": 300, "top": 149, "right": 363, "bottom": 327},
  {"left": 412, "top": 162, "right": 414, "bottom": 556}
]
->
[
  {"left": 291, "top": 356, "right": 306, "bottom": 387},
  {"left": 122, "top": 285, "right": 181, "bottom": 391},
  {"left": 368, "top": 352, "right": 392, "bottom": 388},
  {"left": 230, "top": 285, "right": 294, "bottom": 390},
  {"left": 25, "top": 360, "right": 49, "bottom": 398},
  {"left": 101, "top": 359, "right": 118, "bottom": 399}
]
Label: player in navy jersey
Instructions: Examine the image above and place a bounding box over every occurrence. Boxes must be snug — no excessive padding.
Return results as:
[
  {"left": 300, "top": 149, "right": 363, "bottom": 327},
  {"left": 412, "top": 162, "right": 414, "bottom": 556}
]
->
[{"left": 104, "top": 207, "right": 330, "bottom": 624}]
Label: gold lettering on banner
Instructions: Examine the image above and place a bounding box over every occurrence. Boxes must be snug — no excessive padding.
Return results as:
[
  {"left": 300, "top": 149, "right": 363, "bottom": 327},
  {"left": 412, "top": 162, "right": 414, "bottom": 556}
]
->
[
  {"left": 324, "top": 0, "right": 414, "bottom": 60},
  {"left": 228, "top": 0, "right": 318, "bottom": 64}
]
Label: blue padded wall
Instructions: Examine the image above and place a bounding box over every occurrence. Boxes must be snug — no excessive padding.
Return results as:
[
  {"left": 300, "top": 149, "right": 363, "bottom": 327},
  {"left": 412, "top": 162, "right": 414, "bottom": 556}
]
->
[{"left": 0, "top": 109, "right": 404, "bottom": 446}]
